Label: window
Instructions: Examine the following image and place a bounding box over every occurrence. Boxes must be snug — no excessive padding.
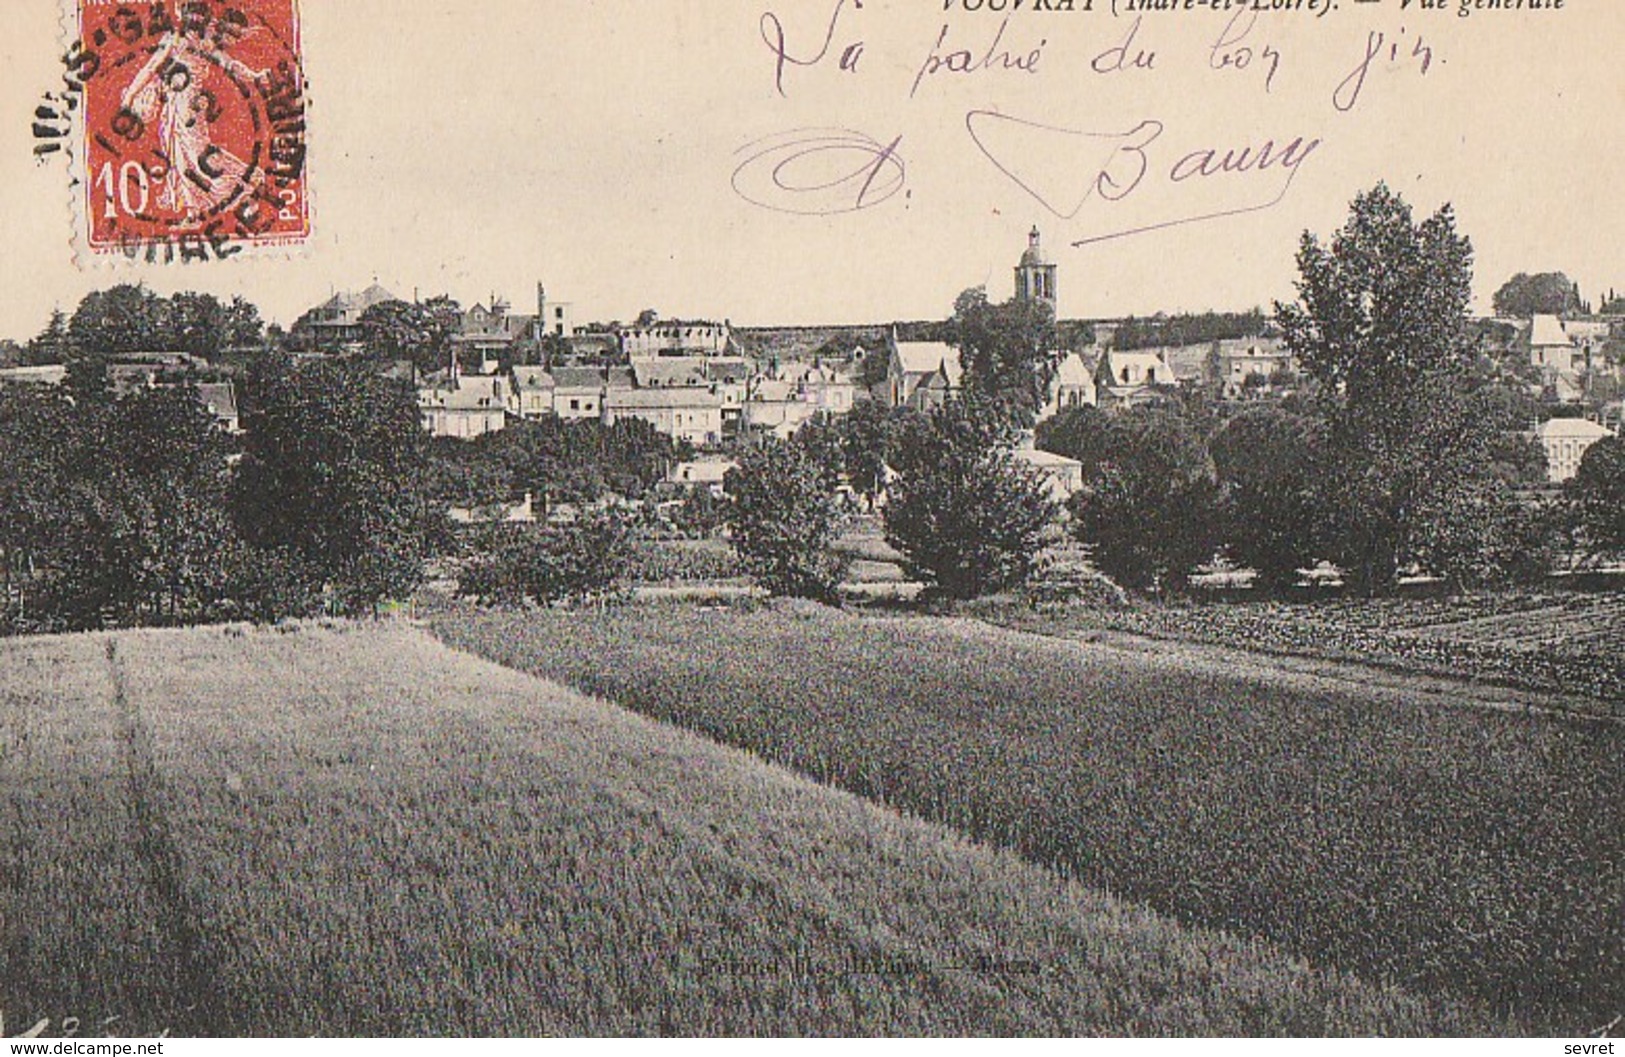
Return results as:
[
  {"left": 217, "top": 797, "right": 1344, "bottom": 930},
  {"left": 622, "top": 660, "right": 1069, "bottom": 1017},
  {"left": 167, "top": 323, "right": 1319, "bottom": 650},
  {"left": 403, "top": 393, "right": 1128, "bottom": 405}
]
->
[{"left": 570, "top": 399, "right": 580, "bottom": 411}]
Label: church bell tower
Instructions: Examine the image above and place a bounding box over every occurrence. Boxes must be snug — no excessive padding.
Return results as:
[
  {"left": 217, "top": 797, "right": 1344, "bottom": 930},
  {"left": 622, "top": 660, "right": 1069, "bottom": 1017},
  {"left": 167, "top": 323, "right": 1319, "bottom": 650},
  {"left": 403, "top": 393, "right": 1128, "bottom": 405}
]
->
[{"left": 1014, "top": 226, "right": 1058, "bottom": 311}]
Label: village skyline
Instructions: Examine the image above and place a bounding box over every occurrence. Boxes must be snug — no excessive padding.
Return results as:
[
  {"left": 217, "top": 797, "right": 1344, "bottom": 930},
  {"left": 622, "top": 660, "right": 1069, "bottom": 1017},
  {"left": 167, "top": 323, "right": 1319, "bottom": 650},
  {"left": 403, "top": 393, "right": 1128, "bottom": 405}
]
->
[{"left": 3, "top": 1, "right": 1621, "bottom": 342}]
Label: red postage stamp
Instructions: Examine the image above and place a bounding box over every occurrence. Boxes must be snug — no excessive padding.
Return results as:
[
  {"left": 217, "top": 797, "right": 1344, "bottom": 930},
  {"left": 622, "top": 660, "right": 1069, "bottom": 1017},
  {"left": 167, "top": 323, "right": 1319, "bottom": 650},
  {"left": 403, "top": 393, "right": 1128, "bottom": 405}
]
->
[{"left": 68, "top": 0, "right": 309, "bottom": 261}]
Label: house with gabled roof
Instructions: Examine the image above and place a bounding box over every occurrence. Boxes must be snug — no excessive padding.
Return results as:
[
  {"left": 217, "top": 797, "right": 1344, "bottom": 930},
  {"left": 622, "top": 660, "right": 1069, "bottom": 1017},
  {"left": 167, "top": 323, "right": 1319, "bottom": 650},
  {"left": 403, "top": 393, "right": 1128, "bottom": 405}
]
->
[
  {"left": 884, "top": 333, "right": 962, "bottom": 411},
  {"left": 195, "top": 382, "right": 241, "bottom": 434},
  {"left": 1529, "top": 314, "right": 1577, "bottom": 371},
  {"left": 294, "top": 283, "right": 399, "bottom": 351},
  {"left": 418, "top": 373, "right": 510, "bottom": 439},
  {"left": 1094, "top": 349, "right": 1176, "bottom": 407},
  {"left": 510, "top": 366, "right": 555, "bottom": 420},
  {"left": 1040, "top": 351, "right": 1097, "bottom": 420}
]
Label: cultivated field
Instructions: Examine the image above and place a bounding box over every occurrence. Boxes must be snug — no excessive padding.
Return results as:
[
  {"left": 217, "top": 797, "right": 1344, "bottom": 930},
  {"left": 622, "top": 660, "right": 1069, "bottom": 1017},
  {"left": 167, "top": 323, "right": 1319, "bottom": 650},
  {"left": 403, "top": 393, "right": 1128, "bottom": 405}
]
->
[
  {"left": 434, "top": 602, "right": 1625, "bottom": 1033},
  {"left": 0, "top": 623, "right": 1499, "bottom": 1036},
  {"left": 995, "top": 590, "right": 1625, "bottom": 708}
]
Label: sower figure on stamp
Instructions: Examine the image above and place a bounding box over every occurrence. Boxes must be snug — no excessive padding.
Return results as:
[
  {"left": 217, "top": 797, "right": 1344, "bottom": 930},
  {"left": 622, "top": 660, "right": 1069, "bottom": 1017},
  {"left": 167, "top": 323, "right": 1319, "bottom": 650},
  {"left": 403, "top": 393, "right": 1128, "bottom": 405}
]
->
[{"left": 119, "top": 0, "right": 267, "bottom": 227}]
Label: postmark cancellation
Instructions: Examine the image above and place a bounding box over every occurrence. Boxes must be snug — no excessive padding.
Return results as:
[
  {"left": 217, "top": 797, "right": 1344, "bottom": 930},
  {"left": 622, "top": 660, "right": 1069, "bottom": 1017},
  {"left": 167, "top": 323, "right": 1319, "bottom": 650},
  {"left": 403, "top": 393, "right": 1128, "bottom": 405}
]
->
[{"left": 41, "top": 0, "right": 310, "bottom": 264}]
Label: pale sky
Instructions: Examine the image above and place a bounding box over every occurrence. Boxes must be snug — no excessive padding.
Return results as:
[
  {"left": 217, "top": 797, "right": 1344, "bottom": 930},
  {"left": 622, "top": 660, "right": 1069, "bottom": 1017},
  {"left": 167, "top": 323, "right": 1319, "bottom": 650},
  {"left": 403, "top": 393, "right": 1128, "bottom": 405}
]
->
[{"left": 0, "top": 0, "right": 1619, "bottom": 341}]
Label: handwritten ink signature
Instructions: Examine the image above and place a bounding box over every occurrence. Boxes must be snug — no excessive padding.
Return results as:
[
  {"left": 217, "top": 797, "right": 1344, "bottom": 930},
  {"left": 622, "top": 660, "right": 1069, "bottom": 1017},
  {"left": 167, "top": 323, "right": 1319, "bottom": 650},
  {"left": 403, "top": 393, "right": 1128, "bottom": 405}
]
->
[
  {"left": 965, "top": 108, "right": 1321, "bottom": 246},
  {"left": 732, "top": 127, "right": 906, "bottom": 216}
]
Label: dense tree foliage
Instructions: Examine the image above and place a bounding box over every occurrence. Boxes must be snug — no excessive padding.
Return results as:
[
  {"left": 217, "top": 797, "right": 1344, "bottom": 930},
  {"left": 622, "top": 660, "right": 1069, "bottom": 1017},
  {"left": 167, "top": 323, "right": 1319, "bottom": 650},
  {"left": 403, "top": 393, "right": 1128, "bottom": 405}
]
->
[
  {"left": 1112, "top": 310, "right": 1267, "bottom": 352},
  {"left": 457, "top": 513, "right": 635, "bottom": 608},
  {"left": 948, "top": 287, "right": 1060, "bottom": 428},
  {"left": 0, "top": 384, "right": 254, "bottom": 631},
  {"left": 725, "top": 437, "right": 846, "bottom": 603},
  {"left": 1059, "top": 409, "right": 1219, "bottom": 593},
  {"left": 884, "top": 398, "right": 1057, "bottom": 600},
  {"left": 1277, "top": 183, "right": 1523, "bottom": 593},
  {"left": 1209, "top": 407, "right": 1329, "bottom": 592},
  {"left": 65, "top": 283, "right": 262, "bottom": 359},
  {"left": 424, "top": 416, "right": 679, "bottom": 511},
  {"left": 234, "top": 357, "right": 432, "bottom": 614},
  {"left": 360, "top": 297, "right": 463, "bottom": 376},
  {"left": 1565, "top": 436, "right": 1625, "bottom": 561},
  {"left": 25, "top": 310, "right": 72, "bottom": 365},
  {"left": 1492, "top": 272, "right": 1582, "bottom": 318}
]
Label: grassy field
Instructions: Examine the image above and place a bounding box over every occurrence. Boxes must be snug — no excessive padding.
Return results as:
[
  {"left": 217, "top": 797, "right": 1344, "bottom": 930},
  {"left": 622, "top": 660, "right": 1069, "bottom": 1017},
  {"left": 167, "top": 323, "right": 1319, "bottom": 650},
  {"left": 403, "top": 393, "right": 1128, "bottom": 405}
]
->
[
  {"left": 433, "top": 602, "right": 1625, "bottom": 1033},
  {"left": 0, "top": 622, "right": 1502, "bottom": 1036},
  {"left": 990, "top": 590, "right": 1625, "bottom": 707}
]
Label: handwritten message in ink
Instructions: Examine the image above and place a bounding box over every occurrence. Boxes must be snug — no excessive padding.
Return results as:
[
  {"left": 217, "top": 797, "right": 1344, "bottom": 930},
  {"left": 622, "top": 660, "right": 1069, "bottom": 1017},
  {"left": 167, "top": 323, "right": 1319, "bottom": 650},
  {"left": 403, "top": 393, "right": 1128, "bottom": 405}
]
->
[{"left": 735, "top": 0, "right": 1566, "bottom": 242}]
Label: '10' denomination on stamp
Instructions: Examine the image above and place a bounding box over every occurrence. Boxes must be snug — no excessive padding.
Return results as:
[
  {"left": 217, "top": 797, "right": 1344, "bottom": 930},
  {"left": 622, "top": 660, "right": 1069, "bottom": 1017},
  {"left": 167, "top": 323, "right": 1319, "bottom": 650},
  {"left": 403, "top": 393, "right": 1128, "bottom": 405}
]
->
[{"left": 54, "top": 0, "right": 309, "bottom": 262}]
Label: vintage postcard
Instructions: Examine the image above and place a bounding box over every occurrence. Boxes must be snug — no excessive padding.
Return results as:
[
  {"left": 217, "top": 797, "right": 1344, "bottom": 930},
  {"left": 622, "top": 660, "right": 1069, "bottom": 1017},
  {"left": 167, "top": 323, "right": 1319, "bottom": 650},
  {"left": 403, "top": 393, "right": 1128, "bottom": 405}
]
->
[{"left": 0, "top": 0, "right": 1620, "bottom": 1043}]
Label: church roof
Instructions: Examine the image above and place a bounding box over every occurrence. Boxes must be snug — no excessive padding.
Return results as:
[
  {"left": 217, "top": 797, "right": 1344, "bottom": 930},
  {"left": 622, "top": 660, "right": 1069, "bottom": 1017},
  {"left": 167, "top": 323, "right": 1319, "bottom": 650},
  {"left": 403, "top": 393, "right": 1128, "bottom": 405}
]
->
[
  {"left": 893, "top": 341, "right": 963, "bottom": 386},
  {"left": 1019, "top": 226, "right": 1050, "bottom": 268}
]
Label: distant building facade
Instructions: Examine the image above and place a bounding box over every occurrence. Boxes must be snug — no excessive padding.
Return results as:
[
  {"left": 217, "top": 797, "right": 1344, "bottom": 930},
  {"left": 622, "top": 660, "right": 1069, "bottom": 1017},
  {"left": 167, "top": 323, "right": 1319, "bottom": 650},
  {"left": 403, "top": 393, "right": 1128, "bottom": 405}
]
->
[
  {"left": 621, "top": 321, "right": 731, "bottom": 358},
  {"left": 884, "top": 334, "right": 962, "bottom": 411},
  {"left": 418, "top": 373, "right": 511, "bottom": 439},
  {"left": 294, "top": 283, "right": 398, "bottom": 351},
  {"left": 1534, "top": 417, "right": 1613, "bottom": 483}
]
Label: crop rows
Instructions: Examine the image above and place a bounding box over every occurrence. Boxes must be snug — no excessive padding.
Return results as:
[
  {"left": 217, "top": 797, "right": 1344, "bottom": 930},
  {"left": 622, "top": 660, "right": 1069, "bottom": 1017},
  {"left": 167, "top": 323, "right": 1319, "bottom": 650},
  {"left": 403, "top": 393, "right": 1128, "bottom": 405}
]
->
[
  {"left": 1032, "top": 593, "right": 1625, "bottom": 707},
  {"left": 2, "top": 622, "right": 1506, "bottom": 1036},
  {"left": 435, "top": 603, "right": 1625, "bottom": 1031}
]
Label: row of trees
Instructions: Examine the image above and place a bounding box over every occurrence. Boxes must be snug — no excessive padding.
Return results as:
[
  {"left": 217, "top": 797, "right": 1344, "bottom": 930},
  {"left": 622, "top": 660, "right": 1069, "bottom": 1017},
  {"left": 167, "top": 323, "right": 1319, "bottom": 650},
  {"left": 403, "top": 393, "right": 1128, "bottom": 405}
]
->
[
  {"left": 0, "top": 356, "right": 431, "bottom": 633},
  {"left": 425, "top": 416, "right": 683, "bottom": 512},
  {"left": 726, "top": 396, "right": 1058, "bottom": 603},
  {"left": 25, "top": 284, "right": 266, "bottom": 365}
]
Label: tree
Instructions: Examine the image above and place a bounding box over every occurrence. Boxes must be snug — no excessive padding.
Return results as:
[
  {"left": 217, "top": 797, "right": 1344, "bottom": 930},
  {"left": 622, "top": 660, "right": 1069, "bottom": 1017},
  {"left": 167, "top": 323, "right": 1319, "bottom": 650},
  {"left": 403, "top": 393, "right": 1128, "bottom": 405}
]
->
[
  {"left": 360, "top": 299, "right": 439, "bottom": 372},
  {"left": 0, "top": 383, "right": 250, "bottom": 631},
  {"left": 1064, "top": 409, "right": 1219, "bottom": 593},
  {"left": 50, "top": 387, "right": 242, "bottom": 626},
  {"left": 948, "top": 286, "right": 1060, "bottom": 428},
  {"left": 725, "top": 437, "right": 847, "bottom": 603},
  {"left": 168, "top": 291, "right": 229, "bottom": 359},
  {"left": 833, "top": 400, "right": 916, "bottom": 509},
  {"left": 1112, "top": 309, "right": 1267, "bottom": 352},
  {"left": 25, "top": 309, "right": 72, "bottom": 365},
  {"left": 225, "top": 295, "right": 266, "bottom": 350},
  {"left": 68, "top": 284, "right": 171, "bottom": 355},
  {"left": 1411, "top": 484, "right": 1556, "bottom": 589},
  {"left": 233, "top": 358, "right": 431, "bottom": 614},
  {"left": 458, "top": 512, "right": 635, "bottom": 608},
  {"left": 884, "top": 398, "right": 1058, "bottom": 600},
  {"left": 1276, "top": 183, "right": 1497, "bottom": 593},
  {"left": 0, "top": 385, "right": 79, "bottom": 629},
  {"left": 1492, "top": 272, "right": 1582, "bottom": 318},
  {"left": 1565, "top": 436, "right": 1625, "bottom": 561},
  {"left": 1209, "top": 407, "right": 1329, "bottom": 592}
]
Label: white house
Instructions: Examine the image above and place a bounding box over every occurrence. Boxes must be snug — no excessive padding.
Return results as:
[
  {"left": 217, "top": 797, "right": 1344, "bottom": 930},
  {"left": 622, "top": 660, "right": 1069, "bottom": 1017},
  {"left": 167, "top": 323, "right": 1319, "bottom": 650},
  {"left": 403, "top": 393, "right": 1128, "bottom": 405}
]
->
[
  {"left": 509, "top": 366, "right": 556, "bottom": 420},
  {"left": 1534, "top": 417, "right": 1613, "bottom": 483},
  {"left": 668, "top": 457, "right": 737, "bottom": 496},
  {"left": 604, "top": 387, "right": 725, "bottom": 447},
  {"left": 1095, "top": 349, "right": 1175, "bottom": 407},
  {"left": 419, "top": 373, "right": 510, "bottom": 439}
]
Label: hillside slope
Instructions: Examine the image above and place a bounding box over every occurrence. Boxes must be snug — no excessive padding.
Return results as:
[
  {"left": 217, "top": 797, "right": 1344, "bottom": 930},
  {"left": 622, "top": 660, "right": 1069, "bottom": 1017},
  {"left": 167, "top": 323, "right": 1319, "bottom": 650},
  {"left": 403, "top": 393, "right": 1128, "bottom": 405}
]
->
[{"left": 0, "top": 623, "right": 1505, "bottom": 1036}]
